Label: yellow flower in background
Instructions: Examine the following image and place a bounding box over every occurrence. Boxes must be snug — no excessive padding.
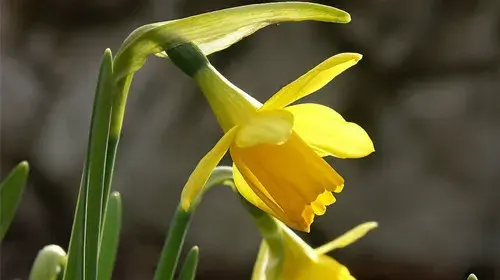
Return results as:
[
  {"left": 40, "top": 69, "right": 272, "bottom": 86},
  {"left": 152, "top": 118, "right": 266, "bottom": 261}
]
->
[
  {"left": 252, "top": 221, "right": 378, "bottom": 280},
  {"left": 170, "top": 43, "right": 374, "bottom": 232}
]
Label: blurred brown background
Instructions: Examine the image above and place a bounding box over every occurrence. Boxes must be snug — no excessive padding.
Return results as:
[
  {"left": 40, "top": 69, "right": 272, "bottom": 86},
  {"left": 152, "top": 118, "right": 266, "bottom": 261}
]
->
[{"left": 1, "top": 0, "right": 500, "bottom": 279}]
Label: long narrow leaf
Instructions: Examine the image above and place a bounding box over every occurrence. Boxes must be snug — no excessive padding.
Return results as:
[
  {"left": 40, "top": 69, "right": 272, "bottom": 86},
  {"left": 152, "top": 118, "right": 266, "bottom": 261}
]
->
[
  {"left": 97, "top": 192, "right": 122, "bottom": 280},
  {"left": 63, "top": 176, "right": 85, "bottom": 280},
  {"left": 178, "top": 246, "right": 199, "bottom": 280},
  {"left": 153, "top": 206, "right": 192, "bottom": 280},
  {"left": 84, "top": 47, "right": 115, "bottom": 280},
  {"left": 153, "top": 166, "right": 234, "bottom": 280},
  {"left": 0, "top": 161, "right": 29, "bottom": 242},
  {"left": 64, "top": 49, "right": 114, "bottom": 280}
]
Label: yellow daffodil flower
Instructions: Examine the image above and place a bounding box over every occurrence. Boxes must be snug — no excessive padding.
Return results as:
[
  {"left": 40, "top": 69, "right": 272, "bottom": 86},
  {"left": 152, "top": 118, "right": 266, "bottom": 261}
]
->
[
  {"left": 167, "top": 42, "right": 374, "bottom": 232},
  {"left": 252, "top": 221, "right": 378, "bottom": 280}
]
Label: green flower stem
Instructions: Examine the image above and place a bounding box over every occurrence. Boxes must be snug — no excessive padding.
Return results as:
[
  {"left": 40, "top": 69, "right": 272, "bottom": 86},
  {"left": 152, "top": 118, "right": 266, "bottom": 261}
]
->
[
  {"left": 63, "top": 176, "right": 85, "bottom": 280},
  {"left": 0, "top": 161, "right": 29, "bottom": 243},
  {"left": 178, "top": 246, "right": 199, "bottom": 280},
  {"left": 153, "top": 166, "right": 234, "bottom": 280},
  {"left": 238, "top": 196, "right": 284, "bottom": 280},
  {"left": 102, "top": 74, "right": 133, "bottom": 221},
  {"left": 29, "top": 245, "right": 67, "bottom": 280},
  {"left": 189, "top": 165, "right": 233, "bottom": 211}
]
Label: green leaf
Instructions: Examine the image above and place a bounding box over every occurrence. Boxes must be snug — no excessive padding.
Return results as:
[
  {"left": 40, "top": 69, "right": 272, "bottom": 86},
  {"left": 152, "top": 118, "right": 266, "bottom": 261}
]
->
[
  {"left": 0, "top": 161, "right": 29, "bottom": 243},
  {"left": 97, "top": 192, "right": 122, "bottom": 280},
  {"left": 63, "top": 176, "right": 85, "bottom": 280},
  {"left": 64, "top": 48, "right": 114, "bottom": 280},
  {"left": 153, "top": 206, "right": 192, "bottom": 280},
  {"left": 29, "top": 245, "right": 67, "bottom": 280},
  {"left": 178, "top": 246, "right": 199, "bottom": 280},
  {"left": 84, "top": 47, "right": 115, "bottom": 280},
  {"left": 113, "top": 2, "right": 350, "bottom": 81}
]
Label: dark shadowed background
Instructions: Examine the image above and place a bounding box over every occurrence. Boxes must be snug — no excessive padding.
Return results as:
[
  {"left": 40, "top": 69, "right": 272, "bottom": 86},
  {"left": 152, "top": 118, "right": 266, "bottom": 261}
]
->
[{"left": 1, "top": 0, "right": 500, "bottom": 279}]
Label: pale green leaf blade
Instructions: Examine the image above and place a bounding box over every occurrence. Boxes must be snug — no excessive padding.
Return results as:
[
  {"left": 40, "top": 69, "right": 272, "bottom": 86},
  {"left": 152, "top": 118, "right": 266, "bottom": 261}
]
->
[
  {"left": 84, "top": 46, "right": 114, "bottom": 280},
  {"left": 63, "top": 48, "right": 114, "bottom": 280},
  {"left": 153, "top": 206, "right": 192, "bottom": 280},
  {"left": 97, "top": 192, "right": 122, "bottom": 280},
  {"left": 178, "top": 246, "right": 199, "bottom": 280},
  {"left": 0, "top": 161, "right": 29, "bottom": 243},
  {"left": 113, "top": 2, "right": 350, "bottom": 80}
]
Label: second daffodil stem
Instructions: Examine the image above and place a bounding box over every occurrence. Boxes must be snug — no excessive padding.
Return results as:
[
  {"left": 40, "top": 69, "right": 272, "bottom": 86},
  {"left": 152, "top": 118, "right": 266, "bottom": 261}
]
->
[
  {"left": 153, "top": 166, "right": 235, "bottom": 280},
  {"left": 238, "top": 196, "right": 285, "bottom": 280}
]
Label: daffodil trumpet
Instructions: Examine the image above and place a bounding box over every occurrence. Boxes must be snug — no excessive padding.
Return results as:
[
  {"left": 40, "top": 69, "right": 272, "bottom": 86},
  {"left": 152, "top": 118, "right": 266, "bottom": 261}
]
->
[{"left": 167, "top": 41, "right": 374, "bottom": 232}]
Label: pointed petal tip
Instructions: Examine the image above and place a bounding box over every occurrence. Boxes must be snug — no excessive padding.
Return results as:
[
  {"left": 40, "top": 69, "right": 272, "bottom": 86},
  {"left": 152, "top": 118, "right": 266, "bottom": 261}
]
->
[
  {"left": 365, "top": 221, "right": 379, "bottom": 229},
  {"left": 345, "top": 53, "right": 363, "bottom": 62},
  {"left": 367, "top": 142, "right": 375, "bottom": 154},
  {"left": 344, "top": 13, "right": 352, "bottom": 23},
  {"left": 332, "top": 8, "right": 351, "bottom": 23}
]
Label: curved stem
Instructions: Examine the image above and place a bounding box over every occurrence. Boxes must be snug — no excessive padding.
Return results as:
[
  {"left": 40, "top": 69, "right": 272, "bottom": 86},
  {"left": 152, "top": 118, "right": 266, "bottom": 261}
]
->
[{"left": 153, "top": 166, "right": 234, "bottom": 280}]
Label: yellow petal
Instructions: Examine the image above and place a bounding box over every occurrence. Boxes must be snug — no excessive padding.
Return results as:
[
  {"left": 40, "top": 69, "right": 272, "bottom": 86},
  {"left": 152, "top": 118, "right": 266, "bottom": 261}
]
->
[
  {"left": 236, "top": 109, "right": 294, "bottom": 148},
  {"left": 304, "top": 255, "right": 355, "bottom": 280},
  {"left": 282, "top": 255, "right": 354, "bottom": 280},
  {"left": 230, "top": 132, "right": 344, "bottom": 232},
  {"left": 180, "top": 127, "right": 238, "bottom": 211},
  {"left": 315, "top": 221, "right": 378, "bottom": 255},
  {"left": 279, "top": 224, "right": 355, "bottom": 280},
  {"left": 285, "top": 103, "right": 374, "bottom": 158},
  {"left": 262, "top": 53, "right": 362, "bottom": 110}
]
